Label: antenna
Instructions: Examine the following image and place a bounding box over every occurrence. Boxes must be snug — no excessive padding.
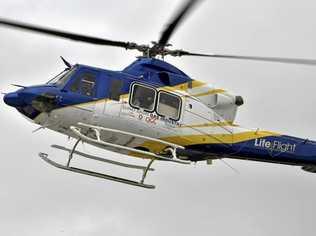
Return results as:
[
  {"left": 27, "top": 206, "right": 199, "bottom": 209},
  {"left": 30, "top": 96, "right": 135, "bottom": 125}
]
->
[
  {"left": 60, "top": 56, "right": 72, "bottom": 68},
  {"left": 220, "top": 159, "right": 240, "bottom": 174}
]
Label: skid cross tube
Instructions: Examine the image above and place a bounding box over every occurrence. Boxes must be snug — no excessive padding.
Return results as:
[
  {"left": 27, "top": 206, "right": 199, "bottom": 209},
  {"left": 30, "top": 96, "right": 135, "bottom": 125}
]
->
[
  {"left": 67, "top": 138, "right": 81, "bottom": 167},
  {"left": 141, "top": 159, "right": 155, "bottom": 184},
  {"left": 70, "top": 123, "right": 190, "bottom": 165},
  {"left": 77, "top": 122, "right": 185, "bottom": 149},
  {"left": 52, "top": 144, "right": 155, "bottom": 171}
]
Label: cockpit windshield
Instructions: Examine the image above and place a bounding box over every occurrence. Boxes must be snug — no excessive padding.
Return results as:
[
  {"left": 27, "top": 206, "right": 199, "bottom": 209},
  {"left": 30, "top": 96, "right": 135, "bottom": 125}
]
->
[{"left": 46, "top": 67, "right": 77, "bottom": 87}]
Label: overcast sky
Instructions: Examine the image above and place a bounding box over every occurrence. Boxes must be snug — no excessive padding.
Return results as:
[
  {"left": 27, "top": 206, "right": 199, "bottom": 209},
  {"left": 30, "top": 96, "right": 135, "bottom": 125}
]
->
[{"left": 1, "top": 0, "right": 316, "bottom": 235}]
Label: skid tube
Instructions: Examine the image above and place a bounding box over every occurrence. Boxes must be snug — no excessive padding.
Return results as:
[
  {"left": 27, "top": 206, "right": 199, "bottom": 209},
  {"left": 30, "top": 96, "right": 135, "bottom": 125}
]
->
[
  {"left": 39, "top": 123, "right": 191, "bottom": 189},
  {"left": 39, "top": 135, "right": 159, "bottom": 189},
  {"left": 39, "top": 152, "right": 155, "bottom": 189}
]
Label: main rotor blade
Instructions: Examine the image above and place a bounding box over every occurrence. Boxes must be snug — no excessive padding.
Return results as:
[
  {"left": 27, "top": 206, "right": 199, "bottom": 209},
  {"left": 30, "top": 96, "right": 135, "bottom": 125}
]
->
[
  {"left": 158, "top": 0, "right": 201, "bottom": 46},
  {"left": 180, "top": 51, "right": 316, "bottom": 66},
  {"left": 0, "top": 18, "right": 129, "bottom": 48}
]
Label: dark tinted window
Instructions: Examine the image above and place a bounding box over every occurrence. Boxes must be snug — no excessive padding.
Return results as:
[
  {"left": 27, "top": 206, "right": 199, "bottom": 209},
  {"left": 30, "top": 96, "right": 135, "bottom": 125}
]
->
[
  {"left": 158, "top": 72, "right": 170, "bottom": 85},
  {"left": 130, "top": 84, "right": 156, "bottom": 111},
  {"left": 157, "top": 91, "right": 181, "bottom": 120},
  {"left": 81, "top": 75, "right": 96, "bottom": 96},
  {"left": 69, "top": 76, "right": 81, "bottom": 92},
  {"left": 109, "top": 79, "right": 123, "bottom": 101},
  {"left": 70, "top": 72, "right": 97, "bottom": 97}
]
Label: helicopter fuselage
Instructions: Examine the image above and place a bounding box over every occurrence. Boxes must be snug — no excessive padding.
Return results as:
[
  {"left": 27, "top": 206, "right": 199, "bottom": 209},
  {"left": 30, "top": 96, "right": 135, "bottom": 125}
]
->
[{"left": 4, "top": 58, "right": 316, "bottom": 172}]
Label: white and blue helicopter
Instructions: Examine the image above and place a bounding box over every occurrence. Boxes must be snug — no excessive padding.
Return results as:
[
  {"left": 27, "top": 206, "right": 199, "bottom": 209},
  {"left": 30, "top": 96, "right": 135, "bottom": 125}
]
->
[{"left": 2, "top": 0, "right": 316, "bottom": 189}]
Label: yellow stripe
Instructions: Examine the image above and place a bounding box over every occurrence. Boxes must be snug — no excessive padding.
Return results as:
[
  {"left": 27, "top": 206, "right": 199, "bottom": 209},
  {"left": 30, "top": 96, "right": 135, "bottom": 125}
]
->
[
  {"left": 180, "top": 121, "right": 238, "bottom": 128},
  {"left": 192, "top": 89, "right": 226, "bottom": 97},
  {"left": 161, "top": 80, "right": 207, "bottom": 92},
  {"left": 138, "top": 131, "right": 280, "bottom": 154},
  {"left": 191, "top": 80, "right": 207, "bottom": 88}
]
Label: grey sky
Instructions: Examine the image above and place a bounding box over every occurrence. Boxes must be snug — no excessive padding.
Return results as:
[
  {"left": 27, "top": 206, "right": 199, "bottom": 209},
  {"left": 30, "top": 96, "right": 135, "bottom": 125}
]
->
[{"left": 1, "top": 0, "right": 316, "bottom": 235}]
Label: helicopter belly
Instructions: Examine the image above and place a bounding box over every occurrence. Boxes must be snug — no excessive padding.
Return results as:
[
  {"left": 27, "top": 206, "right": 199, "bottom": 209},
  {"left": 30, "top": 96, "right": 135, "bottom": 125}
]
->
[
  {"left": 33, "top": 100, "right": 178, "bottom": 156},
  {"left": 31, "top": 99, "right": 253, "bottom": 157}
]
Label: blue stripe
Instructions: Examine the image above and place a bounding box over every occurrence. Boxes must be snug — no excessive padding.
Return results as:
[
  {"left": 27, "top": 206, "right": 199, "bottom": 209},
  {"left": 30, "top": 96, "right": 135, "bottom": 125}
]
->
[{"left": 186, "top": 135, "right": 316, "bottom": 165}]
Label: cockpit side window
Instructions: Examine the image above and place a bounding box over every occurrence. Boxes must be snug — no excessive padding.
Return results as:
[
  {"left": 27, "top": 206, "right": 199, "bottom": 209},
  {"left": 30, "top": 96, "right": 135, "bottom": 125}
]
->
[
  {"left": 69, "top": 72, "right": 97, "bottom": 97},
  {"left": 130, "top": 84, "right": 156, "bottom": 111},
  {"left": 47, "top": 67, "right": 77, "bottom": 86},
  {"left": 157, "top": 91, "right": 182, "bottom": 120},
  {"left": 81, "top": 75, "right": 96, "bottom": 97},
  {"left": 55, "top": 69, "right": 76, "bottom": 87}
]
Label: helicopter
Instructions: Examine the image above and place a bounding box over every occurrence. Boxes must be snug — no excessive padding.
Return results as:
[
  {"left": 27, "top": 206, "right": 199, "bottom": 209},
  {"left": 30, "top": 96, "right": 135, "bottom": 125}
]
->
[{"left": 2, "top": 0, "right": 316, "bottom": 189}]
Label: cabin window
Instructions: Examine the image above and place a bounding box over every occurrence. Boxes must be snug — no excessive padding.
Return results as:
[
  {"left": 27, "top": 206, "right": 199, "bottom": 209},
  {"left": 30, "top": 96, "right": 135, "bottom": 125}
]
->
[
  {"left": 158, "top": 72, "right": 170, "bottom": 85},
  {"left": 157, "top": 91, "right": 181, "bottom": 120},
  {"left": 81, "top": 75, "right": 96, "bottom": 97},
  {"left": 109, "top": 79, "right": 123, "bottom": 101},
  {"left": 130, "top": 84, "right": 156, "bottom": 111},
  {"left": 69, "top": 72, "right": 97, "bottom": 97}
]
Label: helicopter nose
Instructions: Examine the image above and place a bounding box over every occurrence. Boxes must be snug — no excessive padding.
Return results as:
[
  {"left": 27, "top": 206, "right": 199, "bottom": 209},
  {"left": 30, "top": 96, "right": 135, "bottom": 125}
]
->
[{"left": 3, "top": 92, "right": 25, "bottom": 107}]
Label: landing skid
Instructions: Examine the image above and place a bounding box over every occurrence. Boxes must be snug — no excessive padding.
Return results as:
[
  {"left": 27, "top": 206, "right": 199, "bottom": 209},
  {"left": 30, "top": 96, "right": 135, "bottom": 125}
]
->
[
  {"left": 39, "top": 153, "right": 155, "bottom": 189},
  {"left": 39, "top": 123, "right": 191, "bottom": 189}
]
